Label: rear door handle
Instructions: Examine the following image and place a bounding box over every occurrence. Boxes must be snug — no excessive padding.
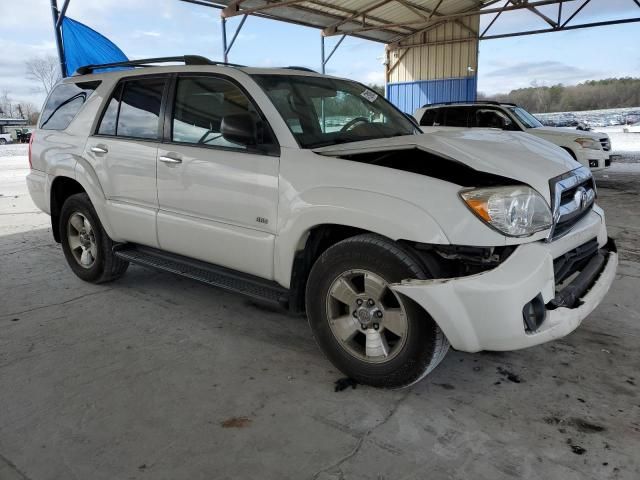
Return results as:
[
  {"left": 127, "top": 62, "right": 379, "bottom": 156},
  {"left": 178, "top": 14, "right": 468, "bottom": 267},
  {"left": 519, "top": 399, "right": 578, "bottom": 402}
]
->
[
  {"left": 90, "top": 145, "right": 108, "bottom": 154},
  {"left": 159, "top": 155, "right": 182, "bottom": 164}
]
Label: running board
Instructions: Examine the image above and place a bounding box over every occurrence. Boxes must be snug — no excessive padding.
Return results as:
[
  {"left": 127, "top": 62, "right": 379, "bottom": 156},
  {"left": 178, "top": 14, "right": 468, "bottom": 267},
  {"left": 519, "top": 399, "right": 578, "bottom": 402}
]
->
[{"left": 114, "top": 244, "right": 289, "bottom": 307}]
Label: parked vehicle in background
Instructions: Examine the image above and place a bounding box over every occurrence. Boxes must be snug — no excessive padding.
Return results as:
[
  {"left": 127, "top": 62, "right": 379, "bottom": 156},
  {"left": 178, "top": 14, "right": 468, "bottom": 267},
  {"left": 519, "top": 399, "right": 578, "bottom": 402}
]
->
[
  {"left": 0, "top": 132, "right": 11, "bottom": 145},
  {"left": 12, "top": 127, "right": 33, "bottom": 143},
  {"left": 414, "top": 102, "right": 613, "bottom": 170},
  {"left": 624, "top": 122, "right": 640, "bottom": 133},
  {"left": 27, "top": 56, "right": 617, "bottom": 388}
]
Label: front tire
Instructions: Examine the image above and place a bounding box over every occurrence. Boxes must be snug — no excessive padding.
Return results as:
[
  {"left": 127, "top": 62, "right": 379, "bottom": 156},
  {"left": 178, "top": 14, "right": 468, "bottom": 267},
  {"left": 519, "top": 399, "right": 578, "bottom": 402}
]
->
[
  {"left": 306, "top": 234, "right": 449, "bottom": 388},
  {"left": 60, "top": 193, "right": 129, "bottom": 283}
]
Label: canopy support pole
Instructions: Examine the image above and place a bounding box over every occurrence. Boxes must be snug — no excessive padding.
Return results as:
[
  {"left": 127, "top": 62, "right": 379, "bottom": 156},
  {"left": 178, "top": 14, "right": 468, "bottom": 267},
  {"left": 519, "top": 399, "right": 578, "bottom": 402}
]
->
[
  {"left": 221, "top": 14, "right": 248, "bottom": 63},
  {"left": 50, "top": 0, "right": 68, "bottom": 77},
  {"left": 320, "top": 34, "right": 345, "bottom": 74}
]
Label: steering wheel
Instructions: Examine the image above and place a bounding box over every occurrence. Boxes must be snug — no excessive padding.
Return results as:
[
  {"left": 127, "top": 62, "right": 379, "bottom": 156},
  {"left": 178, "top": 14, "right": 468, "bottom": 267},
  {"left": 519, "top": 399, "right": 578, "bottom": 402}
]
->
[{"left": 340, "top": 117, "right": 370, "bottom": 132}]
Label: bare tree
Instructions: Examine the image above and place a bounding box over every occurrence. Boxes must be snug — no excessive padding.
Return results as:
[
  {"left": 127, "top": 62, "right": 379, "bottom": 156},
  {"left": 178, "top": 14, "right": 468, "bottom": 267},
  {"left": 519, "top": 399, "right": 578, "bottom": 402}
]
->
[
  {"left": 17, "top": 102, "right": 39, "bottom": 124},
  {"left": 25, "top": 55, "right": 61, "bottom": 94},
  {"left": 0, "top": 90, "right": 17, "bottom": 118}
]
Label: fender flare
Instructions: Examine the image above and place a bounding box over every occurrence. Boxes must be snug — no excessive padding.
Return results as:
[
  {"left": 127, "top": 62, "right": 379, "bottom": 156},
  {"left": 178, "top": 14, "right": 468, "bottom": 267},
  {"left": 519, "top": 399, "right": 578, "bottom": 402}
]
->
[{"left": 72, "top": 157, "right": 119, "bottom": 240}]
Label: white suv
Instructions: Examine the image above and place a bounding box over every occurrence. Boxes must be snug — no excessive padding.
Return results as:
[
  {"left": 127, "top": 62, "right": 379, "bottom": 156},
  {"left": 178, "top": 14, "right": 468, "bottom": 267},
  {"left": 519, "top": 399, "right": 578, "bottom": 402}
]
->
[
  {"left": 414, "top": 102, "right": 612, "bottom": 170},
  {"left": 27, "top": 56, "right": 617, "bottom": 388}
]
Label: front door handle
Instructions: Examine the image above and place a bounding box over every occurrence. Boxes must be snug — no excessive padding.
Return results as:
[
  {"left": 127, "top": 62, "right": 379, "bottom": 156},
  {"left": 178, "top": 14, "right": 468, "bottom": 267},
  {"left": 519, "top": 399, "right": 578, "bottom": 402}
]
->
[
  {"left": 90, "top": 145, "right": 108, "bottom": 154},
  {"left": 159, "top": 155, "right": 182, "bottom": 164}
]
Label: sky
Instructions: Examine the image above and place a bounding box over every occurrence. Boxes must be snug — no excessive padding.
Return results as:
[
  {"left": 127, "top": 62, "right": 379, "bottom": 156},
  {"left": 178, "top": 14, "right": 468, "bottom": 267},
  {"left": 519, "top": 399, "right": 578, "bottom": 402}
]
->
[{"left": 0, "top": 0, "right": 639, "bottom": 108}]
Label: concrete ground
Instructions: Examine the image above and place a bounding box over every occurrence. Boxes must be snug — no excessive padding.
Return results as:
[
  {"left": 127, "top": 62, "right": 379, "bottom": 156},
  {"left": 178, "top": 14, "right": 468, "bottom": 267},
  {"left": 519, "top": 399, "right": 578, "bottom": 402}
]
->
[{"left": 1, "top": 144, "right": 639, "bottom": 480}]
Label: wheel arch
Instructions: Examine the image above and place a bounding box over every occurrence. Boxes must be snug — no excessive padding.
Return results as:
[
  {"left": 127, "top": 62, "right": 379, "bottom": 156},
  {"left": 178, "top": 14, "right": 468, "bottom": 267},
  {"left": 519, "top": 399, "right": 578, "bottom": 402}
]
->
[
  {"left": 50, "top": 176, "right": 86, "bottom": 242},
  {"left": 50, "top": 169, "right": 117, "bottom": 243},
  {"left": 285, "top": 224, "right": 445, "bottom": 315}
]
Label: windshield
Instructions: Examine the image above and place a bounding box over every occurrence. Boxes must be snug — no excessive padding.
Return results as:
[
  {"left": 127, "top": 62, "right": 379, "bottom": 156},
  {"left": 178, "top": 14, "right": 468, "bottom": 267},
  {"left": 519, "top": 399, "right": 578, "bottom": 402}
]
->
[
  {"left": 508, "top": 106, "right": 543, "bottom": 129},
  {"left": 252, "top": 74, "right": 419, "bottom": 148}
]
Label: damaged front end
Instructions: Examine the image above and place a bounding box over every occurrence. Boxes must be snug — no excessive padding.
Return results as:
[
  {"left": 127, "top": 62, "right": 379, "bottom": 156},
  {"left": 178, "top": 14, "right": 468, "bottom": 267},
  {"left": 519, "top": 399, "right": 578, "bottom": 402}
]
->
[{"left": 392, "top": 220, "right": 617, "bottom": 353}]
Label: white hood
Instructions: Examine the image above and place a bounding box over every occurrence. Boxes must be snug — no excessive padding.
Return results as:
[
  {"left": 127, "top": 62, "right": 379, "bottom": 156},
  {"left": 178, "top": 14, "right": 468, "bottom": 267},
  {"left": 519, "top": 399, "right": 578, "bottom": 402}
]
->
[
  {"left": 528, "top": 126, "right": 606, "bottom": 140},
  {"left": 314, "top": 129, "right": 580, "bottom": 203}
]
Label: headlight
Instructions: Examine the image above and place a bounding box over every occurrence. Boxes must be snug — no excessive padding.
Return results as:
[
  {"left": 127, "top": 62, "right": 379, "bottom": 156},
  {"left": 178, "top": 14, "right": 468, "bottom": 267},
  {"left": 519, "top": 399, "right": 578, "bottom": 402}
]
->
[
  {"left": 460, "top": 186, "right": 552, "bottom": 237},
  {"left": 574, "top": 137, "right": 601, "bottom": 150}
]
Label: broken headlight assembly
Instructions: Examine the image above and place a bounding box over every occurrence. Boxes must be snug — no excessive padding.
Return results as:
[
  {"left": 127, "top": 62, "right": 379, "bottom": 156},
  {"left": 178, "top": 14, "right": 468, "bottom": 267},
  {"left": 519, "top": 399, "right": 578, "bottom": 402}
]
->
[{"left": 460, "top": 185, "right": 552, "bottom": 237}]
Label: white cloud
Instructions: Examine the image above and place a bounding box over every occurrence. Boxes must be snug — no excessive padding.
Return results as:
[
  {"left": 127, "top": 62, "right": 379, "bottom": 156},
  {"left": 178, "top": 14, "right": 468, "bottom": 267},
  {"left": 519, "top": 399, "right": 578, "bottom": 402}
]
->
[{"left": 478, "top": 60, "right": 604, "bottom": 95}]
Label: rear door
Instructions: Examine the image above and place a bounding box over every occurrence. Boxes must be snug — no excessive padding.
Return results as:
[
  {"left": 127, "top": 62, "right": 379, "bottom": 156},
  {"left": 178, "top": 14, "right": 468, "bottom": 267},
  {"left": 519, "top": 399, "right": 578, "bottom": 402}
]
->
[
  {"left": 156, "top": 74, "right": 280, "bottom": 279},
  {"left": 87, "top": 76, "right": 169, "bottom": 247}
]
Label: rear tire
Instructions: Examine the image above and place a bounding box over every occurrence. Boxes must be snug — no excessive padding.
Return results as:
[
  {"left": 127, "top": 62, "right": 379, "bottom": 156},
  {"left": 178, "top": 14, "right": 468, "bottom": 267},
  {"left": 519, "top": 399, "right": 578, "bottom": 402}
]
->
[
  {"left": 306, "top": 234, "right": 449, "bottom": 388},
  {"left": 0, "top": 138, "right": 7, "bottom": 145},
  {"left": 60, "top": 193, "right": 129, "bottom": 283}
]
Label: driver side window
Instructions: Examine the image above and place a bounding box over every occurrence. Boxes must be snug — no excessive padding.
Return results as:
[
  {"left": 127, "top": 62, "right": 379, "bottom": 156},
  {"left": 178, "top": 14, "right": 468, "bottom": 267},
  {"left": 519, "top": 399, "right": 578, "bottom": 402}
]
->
[{"left": 172, "top": 76, "right": 273, "bottom": 149}]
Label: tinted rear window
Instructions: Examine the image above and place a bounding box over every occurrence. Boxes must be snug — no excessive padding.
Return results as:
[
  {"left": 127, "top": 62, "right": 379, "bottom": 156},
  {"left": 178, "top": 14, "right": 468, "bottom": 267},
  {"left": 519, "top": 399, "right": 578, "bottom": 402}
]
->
[
  {"left": 419, "top": 109, "right": 440, "bottom": 126},
  {"left": 96, "top": 78, "right": 166, "bottom": 140},
  {"left": 39, "top": 81, "right": 101, "bottom": 130},
  {"left": 117, "top": 78, "right": 165, "bottom": 139},
  {"left": 443, "top": 107, "right": 469, "bottom": 127}
]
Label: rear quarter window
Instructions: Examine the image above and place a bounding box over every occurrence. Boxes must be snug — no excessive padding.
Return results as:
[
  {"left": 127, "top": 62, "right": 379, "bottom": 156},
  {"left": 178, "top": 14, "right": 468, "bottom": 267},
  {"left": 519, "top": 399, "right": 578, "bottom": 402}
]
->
[
  {"left": 39, "top": 81, "right": 101, "bottom": 130},
  {"left": 419, "top": 108, "right": 440, "bottom": 126}
]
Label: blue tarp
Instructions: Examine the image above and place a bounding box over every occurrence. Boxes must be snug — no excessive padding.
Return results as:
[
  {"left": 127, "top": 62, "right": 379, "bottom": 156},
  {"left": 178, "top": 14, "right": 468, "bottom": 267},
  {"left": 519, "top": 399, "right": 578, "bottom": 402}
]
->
[{"left": 61, "top": 17, "right": 128, "bottom": 76}]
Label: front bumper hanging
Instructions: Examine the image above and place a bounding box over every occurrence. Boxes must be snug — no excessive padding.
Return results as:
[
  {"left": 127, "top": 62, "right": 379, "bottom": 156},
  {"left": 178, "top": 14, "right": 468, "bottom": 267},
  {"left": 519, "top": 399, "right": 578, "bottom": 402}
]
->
[{"left": 391, "top": 236, "right": 618, "bottom": 353}]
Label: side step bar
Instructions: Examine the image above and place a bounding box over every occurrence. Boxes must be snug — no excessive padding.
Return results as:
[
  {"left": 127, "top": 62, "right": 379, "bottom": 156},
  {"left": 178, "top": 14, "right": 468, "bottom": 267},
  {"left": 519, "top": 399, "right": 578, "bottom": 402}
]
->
[{"left": 114, "top": 244, "right": 289, "bottom": 307}]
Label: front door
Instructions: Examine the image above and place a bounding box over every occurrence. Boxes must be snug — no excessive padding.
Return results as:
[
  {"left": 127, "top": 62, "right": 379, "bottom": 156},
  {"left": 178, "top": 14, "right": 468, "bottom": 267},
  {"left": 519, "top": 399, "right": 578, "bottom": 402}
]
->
[{"left": 156, "top": 75, "right": 280, "bottom": 279}]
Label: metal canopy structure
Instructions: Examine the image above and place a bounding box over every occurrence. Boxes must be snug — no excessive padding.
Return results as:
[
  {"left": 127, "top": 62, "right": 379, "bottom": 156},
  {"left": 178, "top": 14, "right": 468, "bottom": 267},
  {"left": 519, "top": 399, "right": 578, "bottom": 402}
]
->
[
  {"left": 178, "top": 0, "right": 640, "bottom": 88},
  {"left": 48, "top": 1, "right": 640, "bottom": 110},
  {"left": 181, "top": 1, "right": 640, "bottom": 46}
]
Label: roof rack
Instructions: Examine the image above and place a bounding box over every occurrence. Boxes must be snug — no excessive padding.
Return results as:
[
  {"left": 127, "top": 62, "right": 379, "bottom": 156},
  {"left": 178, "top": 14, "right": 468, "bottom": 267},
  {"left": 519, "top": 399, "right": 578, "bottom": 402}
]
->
[
  {"left": 281, "top": 66, "right": 318, "bottom": 73},
  {"left": 74, "top": 55, "right": 245, "bottom": 75},
  {"left": 421, "top": 100, "right": 518, "bottom": 108}
]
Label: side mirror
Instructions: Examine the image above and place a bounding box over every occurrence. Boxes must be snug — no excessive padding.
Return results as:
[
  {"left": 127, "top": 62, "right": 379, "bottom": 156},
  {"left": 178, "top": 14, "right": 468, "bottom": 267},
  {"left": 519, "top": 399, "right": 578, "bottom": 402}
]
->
[{"left": 221, "top": 113, "right": 258, "bottom": 146}]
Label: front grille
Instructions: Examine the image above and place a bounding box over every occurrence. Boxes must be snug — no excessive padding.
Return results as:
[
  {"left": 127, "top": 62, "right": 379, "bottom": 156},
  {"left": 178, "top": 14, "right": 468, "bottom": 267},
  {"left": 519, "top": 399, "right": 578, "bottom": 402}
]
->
[
  {"left": 600, "top": 138, "right": 611, "bottom": 151},
  {"left": 553, "top": 238, "right": 599, "bottom": 284},
  {"left": 548, "top": 166, "right": 596, "bottom": 240}
]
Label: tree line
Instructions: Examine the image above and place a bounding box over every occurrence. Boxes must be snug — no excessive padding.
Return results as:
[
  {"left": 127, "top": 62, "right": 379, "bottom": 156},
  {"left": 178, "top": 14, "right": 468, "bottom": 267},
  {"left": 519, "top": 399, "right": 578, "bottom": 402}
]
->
[
  {"left": 0, "top": 55, "right": 61, "bottom": 125},
  {"left": 478, "top": 77, "right": 640, "bottom": 113}
]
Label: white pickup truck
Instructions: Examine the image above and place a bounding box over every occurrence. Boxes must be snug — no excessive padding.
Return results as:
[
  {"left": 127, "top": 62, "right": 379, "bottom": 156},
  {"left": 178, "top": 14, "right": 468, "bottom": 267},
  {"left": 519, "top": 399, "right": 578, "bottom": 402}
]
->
[
  {"left": 27, "top": 56, "right": 617, "bottom": 388},
  {"left": 0, "top": 129, "right": 12, "bottom": 144},
  {"left": 415, "top": 102, "right": 613, "bottom": 170}
]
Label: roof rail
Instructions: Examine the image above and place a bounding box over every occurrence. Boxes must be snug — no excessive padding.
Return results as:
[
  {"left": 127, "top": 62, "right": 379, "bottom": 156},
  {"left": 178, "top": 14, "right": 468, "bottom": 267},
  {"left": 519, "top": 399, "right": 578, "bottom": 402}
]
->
[
  {"left": 421, "top": 100, "right": 518, "bottom": 108},
  {"left": 74, "top": 55, "right": 245, "bottom": 75},
  {"left": 281, "top": 66, "right": 318, "bottom": 73}
]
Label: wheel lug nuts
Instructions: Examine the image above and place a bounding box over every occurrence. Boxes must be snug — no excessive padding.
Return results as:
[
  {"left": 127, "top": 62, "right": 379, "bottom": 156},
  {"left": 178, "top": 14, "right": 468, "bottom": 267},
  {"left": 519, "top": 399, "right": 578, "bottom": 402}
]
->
[
  {"left": 373, "top": 323, "right": 379, "bottom": 330},
  {"left": 376, "top": 311, "right": 383, "bottom": 318},
  {"left": 356, "top": 299, "right": 363, "bottom": 306},
  {"left": 353, "top": 311, "right": 358, "bottom": 318},
  {"left": 367, "top": 299, "right": 374, "bottom": 306},
  {"left": 361, "top": 324, "right": 367, "bottom": 330}
]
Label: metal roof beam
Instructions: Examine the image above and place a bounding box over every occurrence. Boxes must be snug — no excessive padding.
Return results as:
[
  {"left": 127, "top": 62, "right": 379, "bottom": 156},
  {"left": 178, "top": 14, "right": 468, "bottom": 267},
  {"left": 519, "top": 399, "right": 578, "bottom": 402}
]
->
[
  {"left": 323, "top": 0, "right": 394, "bottom": 36},
  {"left": 222, "top": 0, "right": 306, "bottom": 18},
  {"left": 560, "top": 0, "right": 590, "bottom": 27},
  {"left": 326, "top": 0, "right": 572, "bottom": 36},
  {"left": 218, "top": 0, "right": 418, "bottom": 37},
  {"left": 482, "top": 15, "right": 640, "bottom": 39},
  {"left": 525, "top": 5, "right": 558, "bottom": 27}
]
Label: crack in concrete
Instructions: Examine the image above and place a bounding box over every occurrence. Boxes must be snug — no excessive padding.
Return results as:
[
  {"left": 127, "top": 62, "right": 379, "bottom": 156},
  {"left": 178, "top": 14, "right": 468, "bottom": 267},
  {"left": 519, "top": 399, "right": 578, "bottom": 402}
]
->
[
  {"left": 0, "top": 452, "right": 32, "bottom": 480},
  {"left": 311, "top": 390, "right": 411, "bottom": 480},
  {"left": 1, "top": 288, "right": 113, "bottom": 318}
]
